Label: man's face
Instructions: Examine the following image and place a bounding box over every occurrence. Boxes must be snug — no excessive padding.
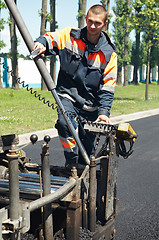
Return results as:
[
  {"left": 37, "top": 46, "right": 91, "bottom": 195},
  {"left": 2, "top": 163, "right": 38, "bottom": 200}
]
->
[{"left": 85, "top": 11, "right": 107, "bottom": 37}]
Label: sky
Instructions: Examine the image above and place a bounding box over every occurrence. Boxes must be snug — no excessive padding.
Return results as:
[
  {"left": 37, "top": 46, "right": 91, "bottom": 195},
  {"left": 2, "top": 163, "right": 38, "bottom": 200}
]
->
[{"left": 1, "top": 0, "right": 116, "bottom": 56}]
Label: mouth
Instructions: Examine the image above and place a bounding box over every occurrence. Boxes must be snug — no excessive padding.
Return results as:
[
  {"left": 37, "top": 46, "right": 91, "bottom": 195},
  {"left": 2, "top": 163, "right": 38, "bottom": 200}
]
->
[{"left": 89, "top": 28, "right": 96, "bottom": 33}]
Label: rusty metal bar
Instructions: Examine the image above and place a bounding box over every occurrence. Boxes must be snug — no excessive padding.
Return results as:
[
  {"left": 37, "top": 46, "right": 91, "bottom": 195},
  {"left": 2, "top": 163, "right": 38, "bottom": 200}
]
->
[
  {"left": 7, "top": 147, "right": 20, "bottom": 240},
  {"left": 29, "top": 178, "right": 76, "bottom": 212},
  {"left": 41, "top": 141, "right": 53, "bottom": 240},
  {"left": 66, "top": 200, "right": 82, "bottom": 240},
  {"left": 89, "top": 156, "right": 96, "bottom": 232}
]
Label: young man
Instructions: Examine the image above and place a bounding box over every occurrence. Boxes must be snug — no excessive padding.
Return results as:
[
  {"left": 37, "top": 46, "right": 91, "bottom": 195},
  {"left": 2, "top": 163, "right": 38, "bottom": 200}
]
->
[{"left": 33, "top": 4, "right": 117, "bottom": 167}]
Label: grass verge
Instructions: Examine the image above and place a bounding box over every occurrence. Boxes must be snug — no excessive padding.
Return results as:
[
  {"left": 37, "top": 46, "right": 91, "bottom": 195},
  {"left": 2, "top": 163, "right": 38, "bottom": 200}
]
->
[{"left": 0, "top": 82, "right": 158, "bottom": 135}]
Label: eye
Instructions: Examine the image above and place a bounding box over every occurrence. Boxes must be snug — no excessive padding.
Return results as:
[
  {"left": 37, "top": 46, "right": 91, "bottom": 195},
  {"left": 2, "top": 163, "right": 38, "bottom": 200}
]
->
[
  {"left": 89, "top": 20, "right": 93, "bottom": 25},
  {"left": 95, "top": 22, "right": 101, "bottom": 27}
]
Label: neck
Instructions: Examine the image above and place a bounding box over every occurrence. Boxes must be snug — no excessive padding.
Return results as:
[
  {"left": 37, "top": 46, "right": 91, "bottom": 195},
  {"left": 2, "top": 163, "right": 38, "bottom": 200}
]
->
[{"left": 86, "top": 33, "right": 100, "bottom": 45}]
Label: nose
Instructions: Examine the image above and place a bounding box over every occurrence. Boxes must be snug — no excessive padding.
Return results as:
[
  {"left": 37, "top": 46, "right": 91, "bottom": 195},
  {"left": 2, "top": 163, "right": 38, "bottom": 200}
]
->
[{"left": 91, "top": 23, "right": 96, "bottom": 29}]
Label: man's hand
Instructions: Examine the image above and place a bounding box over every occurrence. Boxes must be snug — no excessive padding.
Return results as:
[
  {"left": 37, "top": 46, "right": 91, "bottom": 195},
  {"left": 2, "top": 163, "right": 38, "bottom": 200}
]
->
[
  {"left": 95, "top": 115, "right": 111, "bottom": 124},
  {"left": 32, "top": 42, "right": 46, "bottom": 58}
]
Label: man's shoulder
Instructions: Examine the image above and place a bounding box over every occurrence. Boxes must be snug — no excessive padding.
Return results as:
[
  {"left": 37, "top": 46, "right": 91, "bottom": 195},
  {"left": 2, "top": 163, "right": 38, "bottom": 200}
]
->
[
  {"left": 70, "top": 27, "right": 81, "bottom": 38},
  {"left": 101, "top": 31, "right": 116, "bottom": 52}
]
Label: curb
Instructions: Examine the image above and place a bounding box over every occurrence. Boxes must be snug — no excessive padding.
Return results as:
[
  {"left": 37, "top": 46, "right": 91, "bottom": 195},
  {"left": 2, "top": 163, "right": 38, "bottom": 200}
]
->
[{"left": 18, "top": 108, "right": 159, "bottom": 145}]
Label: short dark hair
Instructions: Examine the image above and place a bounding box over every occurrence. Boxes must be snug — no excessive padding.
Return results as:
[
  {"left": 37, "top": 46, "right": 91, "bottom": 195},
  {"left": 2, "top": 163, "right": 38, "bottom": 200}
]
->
[{"left": 87, "top": 4, "right": 107, "bottom": 22}]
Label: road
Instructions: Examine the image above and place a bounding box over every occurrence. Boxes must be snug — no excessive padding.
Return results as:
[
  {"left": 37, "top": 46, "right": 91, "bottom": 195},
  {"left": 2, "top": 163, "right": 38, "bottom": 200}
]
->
[{"left": 24, "top": 114, "right": 159, "bottom": 240}]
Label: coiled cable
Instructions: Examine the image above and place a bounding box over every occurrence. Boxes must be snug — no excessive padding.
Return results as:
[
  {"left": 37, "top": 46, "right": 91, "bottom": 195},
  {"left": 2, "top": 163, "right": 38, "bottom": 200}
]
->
[{"left": 1, "top": 59, "right": 57, "bottom": 110}]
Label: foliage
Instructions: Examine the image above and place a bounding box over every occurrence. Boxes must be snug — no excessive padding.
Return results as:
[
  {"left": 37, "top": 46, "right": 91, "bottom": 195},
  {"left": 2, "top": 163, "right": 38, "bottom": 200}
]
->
[
  {"left": 0, "top": 0, "right": 7, "bottom": 50},
  {"left": 38, "top": 7, "right": 58, "bottom": 31},
  {"left": 150, "top": 44, "right": 159, "bottom": 68},
  {"left": 112, "top": 0, "right": 132, "bottom": 67},
  {"left": 132, "top": 0, "right": 159, "bottom": 50}
]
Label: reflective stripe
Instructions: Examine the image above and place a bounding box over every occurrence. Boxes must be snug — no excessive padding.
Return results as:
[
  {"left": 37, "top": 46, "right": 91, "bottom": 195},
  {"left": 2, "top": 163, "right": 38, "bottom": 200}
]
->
[
  {"left": 88, "top": 58, "right": 106, "bottom": 69},
  {"left": 59, "top": 136, "right": 76, "bottom": 153},
  {"left": 66, "top": 40, "right": 85, "bottom": 56},
  {"left": 82, "top": 104, "right": 98, "bottom": 112},
  {"left": 101, "top": 51, "right": 117, "bottom": 90},
  {"left": 100, "top": 85, "right": 115, "bottom": 93},
  {"left": 88, "top": 51, "right": 106, "bottom": 69},
  {"left": 44, "top": 27, "right": 71, "bottom": 50},
  {"left": 104, "top": 52, "right": 117, "bottom": 76},
  {"left": 58, "top": 93, "right": 76, "bottom": 103},
  {"left": 56, "top": 27, "right": 71, "bottom": 50},
  {"left": 44, "top": 32, "right": 58, "bottom": 49},
  {"left": 103, "top": 72, "right": 117, "bottom": 81},
  {"left": 71, "top": 37, "right": 86, "bottom": 52}
]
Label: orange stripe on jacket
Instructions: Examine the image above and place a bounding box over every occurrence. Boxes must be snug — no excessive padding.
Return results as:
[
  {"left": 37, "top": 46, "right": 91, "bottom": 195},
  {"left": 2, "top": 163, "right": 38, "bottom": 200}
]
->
[
  {"left": 104, "top": 52, "right": 117, "bottom": 76},
  {"left": 57, "top": 27, "right": 71, "bottom": 50},
  {"left": 71, "top": 38, "right": 86, "bottom": 52},
  {"left": 103, "top": 79, "right": 116, "bottom": 86},
  {"left": 60, "top": 138, "right": 76, "bottom": 149},
  {"left": 88, "top": 51, "right": 105, "bottom": 64}
]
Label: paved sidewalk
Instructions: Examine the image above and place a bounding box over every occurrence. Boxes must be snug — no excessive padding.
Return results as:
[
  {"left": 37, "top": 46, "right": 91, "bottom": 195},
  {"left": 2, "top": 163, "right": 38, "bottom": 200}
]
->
[{"left": 18, "top": 108, "right": 159, "bottom": 145}]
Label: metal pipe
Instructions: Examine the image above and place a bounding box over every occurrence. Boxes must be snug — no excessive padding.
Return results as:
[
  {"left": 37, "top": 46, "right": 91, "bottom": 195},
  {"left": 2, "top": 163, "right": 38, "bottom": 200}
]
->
[
  {"left": 7, "top": 149, "right": 20, "bottom": 240},
  {"left": 89, "top": 156, "right": 96, "bottom": 232},
  {"left": 41, "top": 142, "right": 53, "bottom": 240},
  {"left": 29, "top": 178, "right": 76, "bottom": 212},
  {"left": 18, "top": 173, "right": 68, "bottom": 184},
  {"left": 4, "top": 0, "right": 90, "bottom": 166}
]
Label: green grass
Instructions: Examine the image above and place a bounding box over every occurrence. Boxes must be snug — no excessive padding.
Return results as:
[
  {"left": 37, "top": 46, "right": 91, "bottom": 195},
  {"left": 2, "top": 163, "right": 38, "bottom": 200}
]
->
[
  {"left": 0, "top": 82, "right": 158, "bottom": 135},
  {"left": 111, "top": 82, "right": 159, "bottom": 116}
]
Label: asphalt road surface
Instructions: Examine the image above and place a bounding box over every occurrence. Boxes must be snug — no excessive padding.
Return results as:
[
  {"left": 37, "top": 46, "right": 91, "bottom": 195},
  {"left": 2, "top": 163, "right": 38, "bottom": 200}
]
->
[{"left": 24, "top": 114, "right": 159, "bottom": 240}]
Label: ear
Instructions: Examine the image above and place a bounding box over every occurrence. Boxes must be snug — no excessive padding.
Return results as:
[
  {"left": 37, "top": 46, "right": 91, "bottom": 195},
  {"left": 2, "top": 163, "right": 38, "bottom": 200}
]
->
[{"left": 104, "top": 20, "right": 108, "bottom": 27}]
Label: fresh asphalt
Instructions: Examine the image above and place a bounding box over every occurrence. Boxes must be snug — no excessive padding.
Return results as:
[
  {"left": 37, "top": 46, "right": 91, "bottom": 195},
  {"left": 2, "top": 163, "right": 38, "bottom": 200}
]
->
[{"left": 21, "top": 108, "right": 159, "bottom": 240}]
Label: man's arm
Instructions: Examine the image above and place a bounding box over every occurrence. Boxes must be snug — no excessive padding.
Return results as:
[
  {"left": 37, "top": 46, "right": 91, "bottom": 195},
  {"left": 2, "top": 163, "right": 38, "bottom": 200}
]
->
[{"left": 97, "top": 51, "right": 117, "bottom": 123}]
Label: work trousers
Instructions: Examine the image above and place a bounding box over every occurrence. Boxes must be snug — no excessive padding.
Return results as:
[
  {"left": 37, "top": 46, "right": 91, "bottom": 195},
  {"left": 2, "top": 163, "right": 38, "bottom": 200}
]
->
[{"left": 55, "top": 96, "right": 97, "bottom": 165}]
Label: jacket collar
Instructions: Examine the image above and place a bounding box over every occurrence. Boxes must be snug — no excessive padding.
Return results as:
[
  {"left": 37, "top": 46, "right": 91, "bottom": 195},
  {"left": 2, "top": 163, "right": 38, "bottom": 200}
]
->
[{"left": 70, "top": 27, "right": 116, "bottom": 54}]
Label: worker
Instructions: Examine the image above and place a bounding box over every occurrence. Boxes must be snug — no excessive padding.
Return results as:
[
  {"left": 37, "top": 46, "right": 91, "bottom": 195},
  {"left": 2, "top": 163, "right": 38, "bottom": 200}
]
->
[{"left": 33, "top": 4, "right": 117, "bottom": 168}]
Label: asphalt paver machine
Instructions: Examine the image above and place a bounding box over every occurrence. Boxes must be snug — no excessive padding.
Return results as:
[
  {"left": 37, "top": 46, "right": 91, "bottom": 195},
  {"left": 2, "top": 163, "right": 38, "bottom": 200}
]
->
[{"left": 0, "top": 1, "right": 137, "bottom": 239}]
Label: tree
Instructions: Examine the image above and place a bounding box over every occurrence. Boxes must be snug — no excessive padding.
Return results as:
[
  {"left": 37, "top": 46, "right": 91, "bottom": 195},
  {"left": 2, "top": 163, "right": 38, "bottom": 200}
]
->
[
  {"left": 0, "top": 1, "right": 6, "bottom": 50},
  {"left": 150, "top": 43, "right": 159, "bottom": 85},
  {"left": 113, "top": 18, "right": 125, "bottom": 84},
  {"left": 100, "top": 0, "right": 110, "bottom": 32},
  {"left": 133, "top": 0, "right": 159, "bottom": 100},
  {"left": 123, "top": 0, "right": 131, "bottom": 86},
  {"left": 0, "top": 1, "right": 7, "bottom": 89},
  {"left": 113, "top": 0, "right": 132, "bottom": 85},
  {"left": 50, "top": 0, "right": 56, "bottom": 83},
  {"left": 40, "top": 0, "right": 48, "bottom": 90},
  {"left": 130, "top": 4, "right": 142, "bottom": 84},
  {"left": 9, "top": 0, "right": 19, "bottom": 89},
  {"left": 78, "top": 0, "right": 87, "bottom": 28}
]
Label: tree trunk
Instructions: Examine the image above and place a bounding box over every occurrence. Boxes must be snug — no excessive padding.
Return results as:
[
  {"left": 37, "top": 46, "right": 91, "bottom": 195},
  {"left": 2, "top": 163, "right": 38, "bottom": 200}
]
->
[
  {"left": 123, "top": 0, "right": 129, "bottom": 86},
  {"left": 157, "top": 56, "right": 159, "bottom": 85},
  {"left": 9, "top": 0, "right": 19, "bottom": 89},
  {"left": 50, "top": 0, "right": 56, "bottom": 83},
  {"left": 0, "top": 60, "right": 3, "bottom": 89},
  {"left": 117, "top": 65, "right": 122, "bottom": 85},
  {"left": 133, "top": 31, "right": 140, "bottom": 84},
  {"left": 78, "top": 0, "right": 87, "bottom": 28},
  {"left": 41, "top": 0, "right": 48, "bottom": 90},
  {"left": 145, "top": 43, "right": 151, "bottom": 101},
  {"left": 101, "top": 0, "right": 110, "bottom": 32}
]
